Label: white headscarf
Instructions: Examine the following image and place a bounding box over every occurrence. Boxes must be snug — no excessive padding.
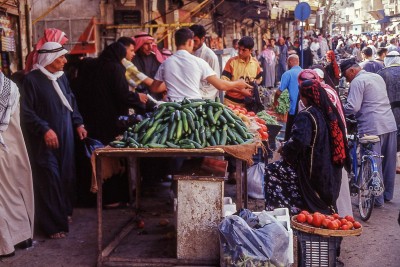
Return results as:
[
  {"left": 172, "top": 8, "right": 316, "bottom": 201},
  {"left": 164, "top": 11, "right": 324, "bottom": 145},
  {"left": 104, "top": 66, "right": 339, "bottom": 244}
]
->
[
  {"left": 0, "top": 72, "right": 19, "bottom": 149},
  {"left": 384, "top": 51, "right": 400, "bottom": 67},
  {"left": 33, "top": 42, "right": 73, "bottom": 112}
]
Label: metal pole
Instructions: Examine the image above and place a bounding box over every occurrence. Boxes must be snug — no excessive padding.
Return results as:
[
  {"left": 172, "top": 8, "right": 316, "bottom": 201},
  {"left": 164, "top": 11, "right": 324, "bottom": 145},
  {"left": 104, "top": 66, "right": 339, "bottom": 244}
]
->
[
  {"left": 300, "top": 22, "right": 304, "bottom": 68},
  {"left": 25, "top": 2, "right": 31, "bottom": 53}
]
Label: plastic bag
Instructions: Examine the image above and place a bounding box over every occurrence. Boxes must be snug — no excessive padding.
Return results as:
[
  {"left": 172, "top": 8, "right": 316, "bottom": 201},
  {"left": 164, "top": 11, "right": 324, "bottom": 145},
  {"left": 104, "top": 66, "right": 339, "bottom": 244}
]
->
[
  {"left": 247, "top": 162, "right": 265, "bottom": 199},
  {"left": 83, "top": 137, "right": 104, "bottom": 158},
  {"left": 219, "top": 210, "right": 290, "bottom": 267}
]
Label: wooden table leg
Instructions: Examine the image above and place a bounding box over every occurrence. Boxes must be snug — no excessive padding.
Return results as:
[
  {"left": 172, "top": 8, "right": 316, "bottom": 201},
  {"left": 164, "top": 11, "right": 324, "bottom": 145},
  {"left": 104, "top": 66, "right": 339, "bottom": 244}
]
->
[
  {"left": 127, "top": 157, "right": 138, "bottom": 209},
  {"left": 96, "top": 156, "right": 103, "bottom": 267},
  {"left": 243, "top": 161, "right": 248, "bottom": 208},
  {"left": 136, "top": 158, "right": 141, "bottom": 210},
  {"left": 235, "top": 158, "right": 243, "bottom": 210}
]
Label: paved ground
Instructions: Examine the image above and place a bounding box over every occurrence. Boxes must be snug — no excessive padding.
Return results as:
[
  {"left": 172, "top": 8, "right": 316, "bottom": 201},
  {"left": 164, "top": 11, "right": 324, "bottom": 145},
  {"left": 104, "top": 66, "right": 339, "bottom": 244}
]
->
[{"left": 1, "top": 174, "right": 399, "bottom": 267}]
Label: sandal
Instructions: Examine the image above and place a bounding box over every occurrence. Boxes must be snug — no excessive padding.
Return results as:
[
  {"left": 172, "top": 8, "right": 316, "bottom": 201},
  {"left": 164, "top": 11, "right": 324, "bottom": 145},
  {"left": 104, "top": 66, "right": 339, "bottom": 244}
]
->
[{"left": 50, "top": 232, "right": 66, "bottom": 239}]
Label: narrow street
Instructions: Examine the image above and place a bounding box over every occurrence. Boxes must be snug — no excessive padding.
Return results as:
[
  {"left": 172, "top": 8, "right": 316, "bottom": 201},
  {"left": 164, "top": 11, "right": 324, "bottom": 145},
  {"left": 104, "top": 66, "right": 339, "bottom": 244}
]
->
[{"left": 0, "top": 175, "right": 399, "bottom": 267}]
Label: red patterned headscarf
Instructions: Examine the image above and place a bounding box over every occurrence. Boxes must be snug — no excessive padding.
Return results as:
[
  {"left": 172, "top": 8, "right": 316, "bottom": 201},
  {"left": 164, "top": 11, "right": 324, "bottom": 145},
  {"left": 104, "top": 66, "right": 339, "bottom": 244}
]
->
[
  {"left": 300, "top": 79, "right": 347, "bottom": 166},
  {"left": 326, "top": 50, "right": 340, "bottom": 79},
  {"left": 25, "top": 28, "right": 68, "bottom": 73}
]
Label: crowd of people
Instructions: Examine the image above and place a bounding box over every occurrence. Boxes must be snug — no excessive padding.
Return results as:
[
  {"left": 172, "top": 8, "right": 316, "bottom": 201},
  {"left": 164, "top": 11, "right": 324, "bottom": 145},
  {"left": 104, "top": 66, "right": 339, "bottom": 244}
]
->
[{"left": 1, "top": 24, "right": 400, "bottom": 259}]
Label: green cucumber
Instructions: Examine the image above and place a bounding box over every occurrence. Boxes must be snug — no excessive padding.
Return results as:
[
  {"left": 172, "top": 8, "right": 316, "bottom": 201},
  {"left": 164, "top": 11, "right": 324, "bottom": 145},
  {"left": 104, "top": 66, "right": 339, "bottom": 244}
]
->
[
  {"left": 175, "top": 110, "right": 181, "bottom": 121},
  {"left": 159, "top": 102, "right": 181, "bottom": 109},
  {"left": 154, "top": 105, "right": 167, "bottom": 120},
  {"left": 141, "top": 125, "right": 158, "bottom": 144},
  {"left": 186, "top": 112, "right": 196, "bottom": 131},
  {"left": 213, "top": 109, "right": 223, "bottom": 122},
  {"left": 181, "top": 101, "right": 206, "bottom": 109},
  {"left": 159, "top": 127, "right": 169, "bottom": 144},
  {"left": 176, "top": 120, "right": 183, "bottom": 139},
  {"left": 214, "top": 130, "right": 221, "bottom": 145},
  {"left": 235, "top": 122, "right": 248, "bottom": 138},
  {"left": 168, "top": 121, "right": 177, "bottom": 140},
  {"left": 133, "top": 118, "right": 150, "bottom": 133},
  {"left": 147, "top": 143, "right": 168, "bottom": 148},
  {"left": 227, "top": 128, "right": 237, "bottom": 141},
  {"left": 166, "top": 141, "right": 180, "bottom": 148},
  {"left": 181, "top": 111, "right": 189, "bottom": 132},
  {"left": 209, "top": 135, "right": 217, "bottom": 146},
  {"left": 218, "top": 115, "right": 227, "bottom": 124},
  {"left": 223, "top": 108, "right": 235, "bottom": 123},
  {"left": 207, "top": 106, "right": 216, "bottom": 125},
  {"left": 220, "top": 130, "right": 228, "bottom": 145}
]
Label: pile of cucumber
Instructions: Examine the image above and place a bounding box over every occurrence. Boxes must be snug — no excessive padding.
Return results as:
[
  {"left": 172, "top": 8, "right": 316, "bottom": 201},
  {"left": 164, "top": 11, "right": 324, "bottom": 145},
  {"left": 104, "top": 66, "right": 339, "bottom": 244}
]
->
[{"left": 110, "top": 98, "right": 254, "bottom": 149}]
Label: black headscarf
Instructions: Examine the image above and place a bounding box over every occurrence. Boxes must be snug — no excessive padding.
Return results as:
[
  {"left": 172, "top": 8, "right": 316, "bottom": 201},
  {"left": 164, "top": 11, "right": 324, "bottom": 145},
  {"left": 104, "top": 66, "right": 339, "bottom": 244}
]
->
[{"left": 99, "top": 42, "right": 127, "bottom": 64}]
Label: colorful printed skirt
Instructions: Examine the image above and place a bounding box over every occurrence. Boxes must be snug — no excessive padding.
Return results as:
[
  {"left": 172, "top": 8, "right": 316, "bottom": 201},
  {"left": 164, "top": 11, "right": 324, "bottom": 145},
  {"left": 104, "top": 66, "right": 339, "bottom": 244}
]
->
[{"left": 264, "top": 160, "right": 305, "bottom": 215}]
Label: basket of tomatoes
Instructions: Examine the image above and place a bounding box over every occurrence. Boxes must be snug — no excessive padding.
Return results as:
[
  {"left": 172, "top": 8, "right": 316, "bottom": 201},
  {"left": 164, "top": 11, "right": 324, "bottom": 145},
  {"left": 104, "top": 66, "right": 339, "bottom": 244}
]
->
[
  {"left": 227, "top": 105, "right": 269, "bottom": 141},
  {"left": 291, "top": 210, "right": 362, "bottom": 237}
]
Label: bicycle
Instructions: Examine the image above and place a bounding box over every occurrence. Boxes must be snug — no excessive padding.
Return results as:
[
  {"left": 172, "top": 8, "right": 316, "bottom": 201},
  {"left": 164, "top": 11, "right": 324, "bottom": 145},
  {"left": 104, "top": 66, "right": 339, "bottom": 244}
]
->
[{"left": 346, "top": 118, "right": 385, "bottom": 221}]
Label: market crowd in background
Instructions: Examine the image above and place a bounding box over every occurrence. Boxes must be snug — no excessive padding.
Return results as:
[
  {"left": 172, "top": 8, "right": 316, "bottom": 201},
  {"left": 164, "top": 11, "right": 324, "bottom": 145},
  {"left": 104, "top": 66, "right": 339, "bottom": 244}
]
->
[{"left": 1, "top": 24, "right": 400, "bottom": 259}]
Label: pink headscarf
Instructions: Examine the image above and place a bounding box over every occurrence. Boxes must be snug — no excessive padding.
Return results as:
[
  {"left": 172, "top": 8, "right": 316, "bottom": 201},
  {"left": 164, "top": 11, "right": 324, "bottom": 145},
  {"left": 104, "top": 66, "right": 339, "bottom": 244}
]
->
[
  {"left": 25, "top": 28, "right": 68, "bottom": 73},
  {"left": 133, "top": 32, "right": 164, "bottom": 63},
  {"left": 298, "top": 69, "right": 346, "bottom": 131}
]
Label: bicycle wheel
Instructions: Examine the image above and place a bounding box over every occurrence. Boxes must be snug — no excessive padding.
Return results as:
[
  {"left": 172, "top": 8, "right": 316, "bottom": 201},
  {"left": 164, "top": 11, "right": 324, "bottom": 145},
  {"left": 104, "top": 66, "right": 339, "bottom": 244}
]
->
[{"left": 358, "top": 157, "right": 375, "bottom": 221}]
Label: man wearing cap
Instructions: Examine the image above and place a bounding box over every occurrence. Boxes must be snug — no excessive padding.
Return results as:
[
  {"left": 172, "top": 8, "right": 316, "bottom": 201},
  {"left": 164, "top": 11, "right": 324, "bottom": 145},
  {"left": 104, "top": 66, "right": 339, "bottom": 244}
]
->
[
  {"left": 21, "top": 42, "right": 87, "bottom": 239},
  {"left": 274, "top": 54, "right": 302, "bottom": 141},
  {"left": 378, "top": 51, "right": 400, "bottom": 154},
  {"left": 189, "top": 24, "right": 220, "bottom": 100},
  {"left": 387, "top": 37, "right": 400, "bottom": 53},
  {"left": 340, "top": 58, "right": 397, "bottom": 207},
  {"left": 359, "top": 47, "right": 383, "bottom": 73}
]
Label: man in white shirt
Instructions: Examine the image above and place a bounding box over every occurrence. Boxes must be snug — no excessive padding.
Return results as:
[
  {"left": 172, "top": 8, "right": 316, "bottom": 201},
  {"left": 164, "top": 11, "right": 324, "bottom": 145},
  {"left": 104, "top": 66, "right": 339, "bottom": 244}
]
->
[
  {"left": 150, "top": 28, "right": 251, "bottom": 102},
  {"left": 189, "top": 24, "right": 220, "bottom": 100}
]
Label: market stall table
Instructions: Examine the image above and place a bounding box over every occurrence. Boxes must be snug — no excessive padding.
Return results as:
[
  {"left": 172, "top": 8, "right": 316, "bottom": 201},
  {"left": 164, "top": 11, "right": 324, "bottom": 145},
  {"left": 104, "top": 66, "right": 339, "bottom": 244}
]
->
[{"left": 92, "top": 144, "right": 259, "bottom": 267}]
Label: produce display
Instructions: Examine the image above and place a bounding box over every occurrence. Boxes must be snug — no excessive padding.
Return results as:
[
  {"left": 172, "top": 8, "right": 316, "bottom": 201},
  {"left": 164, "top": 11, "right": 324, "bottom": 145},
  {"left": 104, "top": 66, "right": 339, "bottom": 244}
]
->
[
  {"left": 227, "top": 104, "right": 269, "bottom": 141},
  {"left": 294, "top": 210, "right": 362, "bottom": 231},
  {"left": 256, "top": 110, "right": 279, "bottom": 125},
  {"left": 275, "top": 89, "right": 290, "bottom": 114},
  {"left": 110, "top": 98, "right": 255, "bottom": 148}
]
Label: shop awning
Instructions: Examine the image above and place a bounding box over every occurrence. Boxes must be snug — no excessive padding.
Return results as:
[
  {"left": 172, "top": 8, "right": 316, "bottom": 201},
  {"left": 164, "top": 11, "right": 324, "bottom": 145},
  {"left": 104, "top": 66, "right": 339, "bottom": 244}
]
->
[
  {"left": 368, "top": 9, "right": 385, "bottom": 20},
  {"left": 70, "top": 17, "right": 96, "bottom": 55}
]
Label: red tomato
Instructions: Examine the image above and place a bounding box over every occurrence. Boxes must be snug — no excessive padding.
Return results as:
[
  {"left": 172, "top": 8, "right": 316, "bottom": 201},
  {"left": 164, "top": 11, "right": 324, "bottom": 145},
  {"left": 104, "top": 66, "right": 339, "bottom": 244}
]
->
[
  {"left": 260, "top": 132, "right": 269, "bottom": 140},
  {"left": 346, "top": 221, "right": 354, "bottom": 229},
  {"left": 345, "top": 215, "right": 355, "bottom": 223},
  {"left": 306, "top": 214, "right": 313, "bottom": 225},
  {"left": 312, "top": 214, "right": 323, "bottom": 227},
  {"left": 260, "top": 125, "right": 267, "bottom": 132},
  {"left": 322, "top": 218, "right": 331, "bottom": 228},
  {"left": 340, "top": 218, "right": 348, "bottom": 226},
  {"left": 300, "top": 210, "right": 310, "bottom": 216},
  {"left": 332, "top": 213, "right": 340, "bottom": 219},
  {"left": 340, "top": 224, "right": 349, "bottom": 230},
  {"left": 334, "top": 219, "right": 342, "bottom": 227},
  {"left": 241, "top": 107, "right": 248, "bottom": 113},
  {"left": 228, "top": 104, "right": 235, "bottom": 109},
  {"left": 296, "top": 214, "right": 306, "bottom": 223},
  {"left": 326, "top": 215, "right": 334, "bottom": 221},
  {"left": 247, "top": 111, "right": 256, "bottom": 116},
  {"left": 137, "top": 220, "right": 145, "bottom": 229},
  {"left": 257, "top": 118, "right": 266, "bottom": 124},
  {"left": 353, "top": 221, "right": 362, "bottom": 229},
  {"left": 327, "top": 221, "right": 339, "bottom": 230}
]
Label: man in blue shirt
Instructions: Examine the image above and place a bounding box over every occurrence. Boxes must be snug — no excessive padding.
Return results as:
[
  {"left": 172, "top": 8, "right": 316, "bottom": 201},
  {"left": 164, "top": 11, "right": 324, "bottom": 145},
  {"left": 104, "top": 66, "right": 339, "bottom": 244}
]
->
[{"left": 274, "top": 54, "right": 302, "bottom": 141}]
